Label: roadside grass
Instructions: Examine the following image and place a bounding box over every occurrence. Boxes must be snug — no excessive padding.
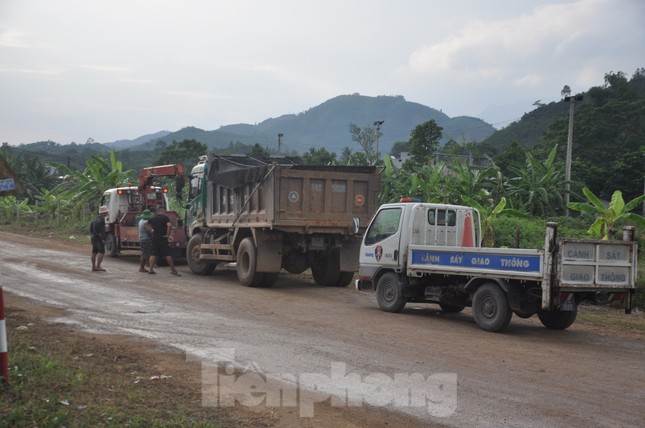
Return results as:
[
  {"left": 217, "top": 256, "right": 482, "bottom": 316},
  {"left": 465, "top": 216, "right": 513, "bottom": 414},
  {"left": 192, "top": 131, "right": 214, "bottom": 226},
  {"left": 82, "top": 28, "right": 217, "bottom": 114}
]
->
[
  {"left": 0, "top": 308, "right": 243, "bottom": 428},
  {"left": 577, "top": 305, "right": 645, "bottom": 331}
]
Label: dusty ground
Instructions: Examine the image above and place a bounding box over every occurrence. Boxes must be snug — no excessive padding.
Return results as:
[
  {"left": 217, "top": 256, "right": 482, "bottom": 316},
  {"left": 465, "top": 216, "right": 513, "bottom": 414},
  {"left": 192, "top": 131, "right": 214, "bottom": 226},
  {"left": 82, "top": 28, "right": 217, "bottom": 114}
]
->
[{"left": 1, "top": 229, "right": 644, "bottom": 427}]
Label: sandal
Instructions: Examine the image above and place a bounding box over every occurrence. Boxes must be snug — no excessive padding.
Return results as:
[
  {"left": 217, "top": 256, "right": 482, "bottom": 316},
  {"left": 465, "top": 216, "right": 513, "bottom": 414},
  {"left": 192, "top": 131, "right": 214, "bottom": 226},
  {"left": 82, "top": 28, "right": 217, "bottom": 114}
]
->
[
  {"left": 170, "top": 271, "right": 181, "bottom": 276},
  {"left": 148, "top": 270, "right": 156, "bottom": 274}
]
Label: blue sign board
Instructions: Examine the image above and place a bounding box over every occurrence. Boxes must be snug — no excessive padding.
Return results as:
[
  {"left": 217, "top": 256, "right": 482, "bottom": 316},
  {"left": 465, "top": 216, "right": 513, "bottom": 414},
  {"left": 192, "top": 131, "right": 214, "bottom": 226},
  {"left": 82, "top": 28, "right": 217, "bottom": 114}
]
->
[
  {"left": 411, "top": 250, "right": 541, "bottom": 273},
  {"left": 0, "top": 178, "right": 16, "bottom": 191}
]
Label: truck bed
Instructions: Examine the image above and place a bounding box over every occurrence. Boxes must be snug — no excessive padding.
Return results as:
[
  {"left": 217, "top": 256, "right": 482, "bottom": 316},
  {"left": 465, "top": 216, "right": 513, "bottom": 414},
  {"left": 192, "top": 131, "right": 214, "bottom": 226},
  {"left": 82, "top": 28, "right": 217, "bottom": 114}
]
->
[{"left": 204, "top": 156, "right": 379, "bottom": 234}]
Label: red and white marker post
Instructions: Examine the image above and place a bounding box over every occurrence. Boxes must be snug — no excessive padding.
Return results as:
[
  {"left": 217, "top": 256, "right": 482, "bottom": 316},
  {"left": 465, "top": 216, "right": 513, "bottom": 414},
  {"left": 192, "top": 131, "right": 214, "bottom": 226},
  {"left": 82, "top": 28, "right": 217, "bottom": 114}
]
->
[{"left": 0, "top": 285, "right": 8, "bottom": 383}]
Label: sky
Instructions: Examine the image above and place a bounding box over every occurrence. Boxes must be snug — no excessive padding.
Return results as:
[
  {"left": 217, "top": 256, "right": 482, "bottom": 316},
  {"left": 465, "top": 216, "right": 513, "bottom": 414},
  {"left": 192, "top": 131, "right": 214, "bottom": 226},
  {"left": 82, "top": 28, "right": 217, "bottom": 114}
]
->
[{"left": 1, "top": 0, "right": 644, "bottom": 147}]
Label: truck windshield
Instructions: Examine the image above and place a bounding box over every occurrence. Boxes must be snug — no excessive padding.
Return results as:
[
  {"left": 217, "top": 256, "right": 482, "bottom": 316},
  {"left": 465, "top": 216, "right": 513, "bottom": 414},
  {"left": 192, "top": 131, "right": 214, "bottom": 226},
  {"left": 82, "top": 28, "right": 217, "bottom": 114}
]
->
[{"left": 364, "top": 207, "right": 402, "bottom": 246}]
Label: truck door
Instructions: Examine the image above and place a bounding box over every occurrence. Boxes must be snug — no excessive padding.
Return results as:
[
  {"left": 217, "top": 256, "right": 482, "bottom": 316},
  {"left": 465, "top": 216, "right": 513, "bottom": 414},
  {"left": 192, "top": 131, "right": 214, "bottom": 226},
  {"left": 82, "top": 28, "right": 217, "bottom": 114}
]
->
[{"left": 360, "top": 206, "right": 404, "bottom": 269}]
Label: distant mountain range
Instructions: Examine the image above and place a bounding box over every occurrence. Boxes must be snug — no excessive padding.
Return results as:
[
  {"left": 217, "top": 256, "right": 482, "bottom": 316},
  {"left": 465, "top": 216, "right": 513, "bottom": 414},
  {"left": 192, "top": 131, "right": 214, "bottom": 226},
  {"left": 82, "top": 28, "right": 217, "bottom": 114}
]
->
[{"left": 104, "top": 94, "right": 496, "bottom": 155}]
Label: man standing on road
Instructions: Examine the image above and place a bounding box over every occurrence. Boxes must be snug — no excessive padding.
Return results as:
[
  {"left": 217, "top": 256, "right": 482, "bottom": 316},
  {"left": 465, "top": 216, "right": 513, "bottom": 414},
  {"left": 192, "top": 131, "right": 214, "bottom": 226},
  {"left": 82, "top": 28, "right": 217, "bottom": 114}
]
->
[
  {"left": 147, "top": 206, "right": 180, "bottom": 276},
  {"left": 90, "top": 205, "right": 109, "bottom": 272},
  {"left": 137, "top": 209, "right": 154, "bottom": 272}
]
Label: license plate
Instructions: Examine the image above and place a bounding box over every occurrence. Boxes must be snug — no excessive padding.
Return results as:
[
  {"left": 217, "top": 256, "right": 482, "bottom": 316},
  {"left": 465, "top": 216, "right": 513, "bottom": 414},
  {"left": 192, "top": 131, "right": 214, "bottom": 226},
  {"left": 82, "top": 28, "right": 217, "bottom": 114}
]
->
[{"left": 560, "top": 300, "right": 576, "bottom": 311}]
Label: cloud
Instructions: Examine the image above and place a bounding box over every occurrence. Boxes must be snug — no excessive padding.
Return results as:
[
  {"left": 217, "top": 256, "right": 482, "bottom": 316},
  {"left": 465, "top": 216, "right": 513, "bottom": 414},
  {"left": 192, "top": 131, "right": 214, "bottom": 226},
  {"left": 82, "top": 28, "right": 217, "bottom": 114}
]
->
[
  {"left": 0, "top": 28, "right": 28, "bottom": 47},
  {"left": 405, "top": 0, "right": 621, "bottom": 80}
]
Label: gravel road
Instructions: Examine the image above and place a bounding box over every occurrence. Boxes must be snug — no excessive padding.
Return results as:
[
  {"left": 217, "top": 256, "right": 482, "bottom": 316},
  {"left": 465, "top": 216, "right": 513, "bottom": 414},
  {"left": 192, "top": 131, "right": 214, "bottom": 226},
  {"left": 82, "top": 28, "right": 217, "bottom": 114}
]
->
[{"left": 1, "top": 231, "right": 643, "bottom": 427}]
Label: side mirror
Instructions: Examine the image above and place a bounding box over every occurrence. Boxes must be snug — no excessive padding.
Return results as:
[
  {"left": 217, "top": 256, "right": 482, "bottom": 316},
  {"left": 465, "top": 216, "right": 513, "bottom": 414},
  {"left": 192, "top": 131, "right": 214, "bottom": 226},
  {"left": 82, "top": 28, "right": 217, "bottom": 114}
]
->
[{"left": 353, "top": 217, "right": 360, "bottom": 234}]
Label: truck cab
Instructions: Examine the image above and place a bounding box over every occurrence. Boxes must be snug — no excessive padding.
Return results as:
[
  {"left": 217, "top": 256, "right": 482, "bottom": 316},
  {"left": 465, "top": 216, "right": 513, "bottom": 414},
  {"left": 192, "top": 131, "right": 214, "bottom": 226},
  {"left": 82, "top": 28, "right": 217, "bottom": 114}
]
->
[{"left": 357, "top": 200, "right": 480, "bottom": 290}]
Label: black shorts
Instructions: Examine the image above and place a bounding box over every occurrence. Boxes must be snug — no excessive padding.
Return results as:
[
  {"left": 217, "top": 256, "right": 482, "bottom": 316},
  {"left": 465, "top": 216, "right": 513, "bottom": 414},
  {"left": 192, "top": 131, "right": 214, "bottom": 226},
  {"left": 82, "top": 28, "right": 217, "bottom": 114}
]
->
[
  {"left": 151, "top": 236, "right": 172, "bottom": 258},
  {"left": 91, "top": 235, "right": 105, "bottom": 254}
]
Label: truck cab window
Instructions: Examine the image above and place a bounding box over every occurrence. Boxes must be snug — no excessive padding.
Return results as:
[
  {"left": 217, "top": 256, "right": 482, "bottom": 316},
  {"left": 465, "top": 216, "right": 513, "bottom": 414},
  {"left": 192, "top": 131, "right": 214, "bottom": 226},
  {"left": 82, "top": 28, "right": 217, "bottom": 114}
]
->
[
  {"left": 428, "top": 209, "right": 456, "bottom": 226},
  {"left": 365, "top": 207, "right": 402, "bottom": 246}
]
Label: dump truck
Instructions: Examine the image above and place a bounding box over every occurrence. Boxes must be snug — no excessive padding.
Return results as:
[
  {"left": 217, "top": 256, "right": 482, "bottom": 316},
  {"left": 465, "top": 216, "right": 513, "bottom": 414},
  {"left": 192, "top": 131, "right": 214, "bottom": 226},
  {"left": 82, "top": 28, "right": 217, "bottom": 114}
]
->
[
  {"left": 100, "top": 164, "right": 187, "bottom": 259},
  {"left": 356, "top": 199, "right": 638, "bottom": 332},
  {"left": 185, "top": 155, "right": 380, "bottom": 287}
]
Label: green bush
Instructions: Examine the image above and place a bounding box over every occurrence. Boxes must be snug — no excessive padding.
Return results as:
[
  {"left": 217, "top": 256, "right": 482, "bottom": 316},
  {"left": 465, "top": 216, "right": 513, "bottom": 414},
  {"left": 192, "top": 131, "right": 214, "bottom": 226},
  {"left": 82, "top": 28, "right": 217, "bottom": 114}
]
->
[{"left": 492, "top": 215, "right": 599, "bottom": 249}]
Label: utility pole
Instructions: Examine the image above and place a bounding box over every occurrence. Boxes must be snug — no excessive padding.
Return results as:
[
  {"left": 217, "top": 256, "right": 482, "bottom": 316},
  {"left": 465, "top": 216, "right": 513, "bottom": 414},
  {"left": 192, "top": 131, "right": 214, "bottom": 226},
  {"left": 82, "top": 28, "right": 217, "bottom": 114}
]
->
[
  {"left": 373, "top": 120, "right": 384, "bottom": 164},
  {"left": 563, "top": 94, "right": 582, "bottom": 216}
]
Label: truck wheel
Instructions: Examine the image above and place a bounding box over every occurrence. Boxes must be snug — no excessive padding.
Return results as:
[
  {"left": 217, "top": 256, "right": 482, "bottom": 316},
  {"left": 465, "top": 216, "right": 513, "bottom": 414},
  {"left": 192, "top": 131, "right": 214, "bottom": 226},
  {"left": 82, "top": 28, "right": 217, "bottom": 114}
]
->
[
  {"left": 236, "top": 237, "right": 266, "bottom": 287},
  {"left": 187, "top": 234, "right": 216, "bottom": 275},
  {"left": 472, "top": 283, "right": 512, "bottom": 332},
  {"left": 335, "top": 272, "right": 355, "bottom": 288},
  {"left": 538, "top": 306, "right": 577, "bottom": 330},
  {"left": 105, "top": 233, "right": 118, "bottom": 257},
  {"left": 311, "top": 250, "right": 341, "bottom": 287},
  {"left": 439, "top": 303, "right": 465, "bottom": 313},
  {"left": 376, "top": 272, "right": 406, "bottom": 313}
]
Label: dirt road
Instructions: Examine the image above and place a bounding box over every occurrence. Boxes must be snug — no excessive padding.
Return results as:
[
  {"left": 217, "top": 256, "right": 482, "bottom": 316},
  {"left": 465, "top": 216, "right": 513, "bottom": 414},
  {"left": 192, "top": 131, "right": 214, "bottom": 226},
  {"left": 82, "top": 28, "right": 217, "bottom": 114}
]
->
[{"left": 1, "top": 231, "right": 644, "bottom": 427}]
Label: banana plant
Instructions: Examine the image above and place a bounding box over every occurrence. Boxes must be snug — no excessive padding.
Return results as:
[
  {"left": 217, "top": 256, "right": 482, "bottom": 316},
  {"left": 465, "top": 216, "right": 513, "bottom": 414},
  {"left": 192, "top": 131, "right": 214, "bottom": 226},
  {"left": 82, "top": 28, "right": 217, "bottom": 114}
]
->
[
  {"left": 567, "top": 188, "right": 645, "bottom": 239},
  {"left": 461, "top": 196, "right": 526, "bottom": 247}
]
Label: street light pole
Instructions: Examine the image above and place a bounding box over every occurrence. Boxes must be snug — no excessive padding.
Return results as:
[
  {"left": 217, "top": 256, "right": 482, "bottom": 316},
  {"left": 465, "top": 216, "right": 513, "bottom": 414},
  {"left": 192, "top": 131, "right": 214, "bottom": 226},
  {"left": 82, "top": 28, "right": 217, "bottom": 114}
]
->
[
  {"left": 373, "top": 120, "right": 384, "bottom": 164},
  {"left": 563, "top": 94, "right": 582, "bottom": 216}
]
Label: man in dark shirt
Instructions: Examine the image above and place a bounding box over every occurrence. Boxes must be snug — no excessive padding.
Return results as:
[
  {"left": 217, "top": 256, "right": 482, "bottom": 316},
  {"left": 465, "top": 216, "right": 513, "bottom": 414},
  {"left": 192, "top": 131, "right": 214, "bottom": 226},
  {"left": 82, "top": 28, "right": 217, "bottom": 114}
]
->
[
  {"left": 91, "top": 205, "right": 109, "bottom": 271},
  {"left": 147, "top": 207, "right": 180, "bottom": 276}
]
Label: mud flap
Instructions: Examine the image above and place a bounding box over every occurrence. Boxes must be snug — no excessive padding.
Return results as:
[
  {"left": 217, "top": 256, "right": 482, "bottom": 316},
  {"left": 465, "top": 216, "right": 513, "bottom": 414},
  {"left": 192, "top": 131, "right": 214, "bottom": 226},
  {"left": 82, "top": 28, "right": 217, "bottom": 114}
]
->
[
  {"left": 339, "top": 239, "right": 361, "bottom": 272},
  {"left": 255, "top": 231, "right": 282, "bottom": 273}
]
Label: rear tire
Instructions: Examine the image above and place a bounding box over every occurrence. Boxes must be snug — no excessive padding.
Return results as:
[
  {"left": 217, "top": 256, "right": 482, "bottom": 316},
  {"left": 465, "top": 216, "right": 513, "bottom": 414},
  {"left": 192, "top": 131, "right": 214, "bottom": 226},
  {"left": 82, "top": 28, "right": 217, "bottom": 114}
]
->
[
  {"left": 472, "top": 283, "right": 512, "bottom": 332},
  {"left": 311, "top": 250, "right": 341, "bottom": 287},
  {"left": 236, "top": 237, "right": 265, "bottom": 287},
  {"left": 376, "top": 272, "right": 406, "bottom": 313},
  {"left": 335, "top": 271, "right": 355, "bottom": 288},
  {"left": 538, "top": 306, "right": 577, "bottom": 330},
  {"left": 187, "top": 234, "right": 216, "bottom": 275},
  {"left": 105, "top": 233, "right": 118, "bottom": 257}
]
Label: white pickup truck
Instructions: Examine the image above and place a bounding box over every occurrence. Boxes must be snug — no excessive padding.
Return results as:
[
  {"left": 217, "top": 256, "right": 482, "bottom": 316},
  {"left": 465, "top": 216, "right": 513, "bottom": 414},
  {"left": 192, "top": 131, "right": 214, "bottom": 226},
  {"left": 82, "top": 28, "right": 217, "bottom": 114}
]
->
[{"left": 356, "top": 200, "right": 638, "bottom": 332}]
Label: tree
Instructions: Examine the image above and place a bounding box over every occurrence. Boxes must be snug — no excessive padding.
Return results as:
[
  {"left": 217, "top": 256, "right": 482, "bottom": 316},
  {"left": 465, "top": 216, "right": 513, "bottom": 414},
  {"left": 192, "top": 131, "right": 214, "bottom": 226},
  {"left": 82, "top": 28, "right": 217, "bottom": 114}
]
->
[
  {"left": 156, "top": 139, "right": 207, "bottom": 170},
  {"left": 567, "top": 188, "right": 645, "bottom": 240},
  {"left": 506, "top": 146, "right": 565, "bottom": 217},
  {"left": 461, "top": 196, "right": 526, "bottom": 247},
  {"left": 446, "top": 157, "right": 501, "bottom": 207},
  {"left": 561, "top": 85, "right": 571, "bottom": 98},
  {"left": 408, "top": 120, "right": 443, "bottom": 166},
  {"left": 302, "top": 147, "right": 337, "bottom": 165},
  {"left": 51, "top": 151, "right": 132, "bottom": 218},
  {"left": 389, "top": 141, "right": 410, "bottom": 157},
  {"left": 348, "top": 123, "right": 378, "bottom": 165},
  {"left": 248, "top": 143, "right": 270, "bottom": 158}
]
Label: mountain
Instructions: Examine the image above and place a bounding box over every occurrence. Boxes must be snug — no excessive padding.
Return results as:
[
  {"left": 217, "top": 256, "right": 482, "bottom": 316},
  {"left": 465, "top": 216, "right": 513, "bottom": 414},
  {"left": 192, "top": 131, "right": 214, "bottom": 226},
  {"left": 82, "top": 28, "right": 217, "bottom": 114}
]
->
[
  {"left": 122, "top": 94, "right": 495, "bottom": 155},
  {"left": 103, "top": 130, "right": 172, "bottom": 150},
  {"left": 479, "top": 100, "right": 570, "bottom": 152}
]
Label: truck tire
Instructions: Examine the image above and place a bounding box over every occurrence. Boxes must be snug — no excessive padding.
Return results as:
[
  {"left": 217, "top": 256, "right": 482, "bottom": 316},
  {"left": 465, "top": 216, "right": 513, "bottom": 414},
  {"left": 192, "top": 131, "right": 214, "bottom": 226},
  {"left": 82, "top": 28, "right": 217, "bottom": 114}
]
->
[
  {"left": 186, "top": 234, "right": 216, "bottom": 275},
  {"left": 376, "top": 272, "right": 406, "bottom": 313},
  {"left": 311, "top": 250, "right": 341, "bottom": 287},
  {"left": 335, "top": 271, "right": 355, "bottom": 288},
  {"left": 472, "top": 283, "right": 512, "bottom": 332},
  {"left": 105, "top": 233, "right": 118, "bottom": 257},
  {"left": 538, "top": 306, "right": 577, "bottom": 330},
  {"left": 236, "top": 237, "right": 268, "bottom": 287}
]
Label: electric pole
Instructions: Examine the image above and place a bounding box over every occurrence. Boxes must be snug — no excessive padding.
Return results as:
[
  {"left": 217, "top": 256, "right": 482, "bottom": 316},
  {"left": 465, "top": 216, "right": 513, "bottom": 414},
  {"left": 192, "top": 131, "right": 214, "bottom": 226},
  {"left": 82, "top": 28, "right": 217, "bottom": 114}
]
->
[
  {"left": 563, "top": 94, "right": 582, "bottom": 216},
  {"left": 373, "top": 120, "right": 384, "bottom": 165}
]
